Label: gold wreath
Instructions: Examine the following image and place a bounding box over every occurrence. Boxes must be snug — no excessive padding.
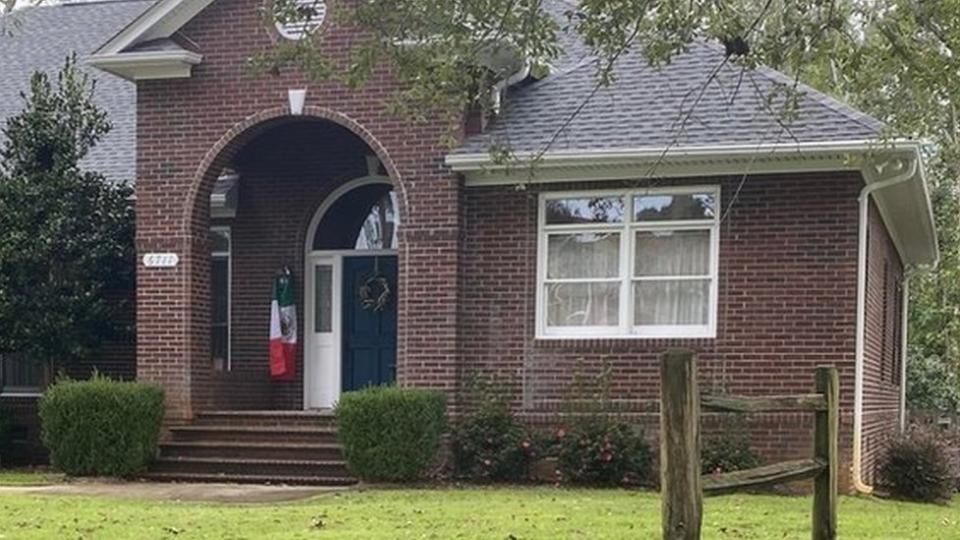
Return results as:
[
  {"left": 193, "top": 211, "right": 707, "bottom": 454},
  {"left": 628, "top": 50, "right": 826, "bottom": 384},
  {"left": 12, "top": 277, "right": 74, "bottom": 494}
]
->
[{"left": 358, "top": 274, "right": 391, "bottom": 312}]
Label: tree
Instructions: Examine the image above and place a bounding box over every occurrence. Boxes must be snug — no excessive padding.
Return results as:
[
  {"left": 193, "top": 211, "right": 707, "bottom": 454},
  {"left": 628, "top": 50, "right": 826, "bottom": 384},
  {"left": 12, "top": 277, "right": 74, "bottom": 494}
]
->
[
  {"left": 795, "top": 1, "right": 960, "bottom": 410},
  {"left": 0, "top": 56, "right": 134, "bottom": 373}
]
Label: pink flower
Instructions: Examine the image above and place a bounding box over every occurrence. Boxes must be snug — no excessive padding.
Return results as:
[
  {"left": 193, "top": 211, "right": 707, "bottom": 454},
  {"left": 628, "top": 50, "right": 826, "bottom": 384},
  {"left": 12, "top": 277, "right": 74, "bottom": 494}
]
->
[{"left": 556, "top": 428, "right": 566, "bottom": 439}]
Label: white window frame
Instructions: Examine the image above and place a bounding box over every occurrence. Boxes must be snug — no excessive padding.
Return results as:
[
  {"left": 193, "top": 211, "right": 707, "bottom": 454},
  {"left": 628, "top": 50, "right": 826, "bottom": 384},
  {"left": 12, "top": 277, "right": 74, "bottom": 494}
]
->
[
  {"left": 211, "top": 226, "right": 232, "bottom": 370},
  {"left": 536, "top": 185, "right": 720, "bottom": 340}
]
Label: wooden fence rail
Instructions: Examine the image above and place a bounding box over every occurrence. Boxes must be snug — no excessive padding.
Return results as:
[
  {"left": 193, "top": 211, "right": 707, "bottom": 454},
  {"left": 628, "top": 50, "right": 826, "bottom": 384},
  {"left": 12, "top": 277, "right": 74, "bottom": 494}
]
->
[{"left": 660, "top": 349, "right": 838, "bottom": 540}]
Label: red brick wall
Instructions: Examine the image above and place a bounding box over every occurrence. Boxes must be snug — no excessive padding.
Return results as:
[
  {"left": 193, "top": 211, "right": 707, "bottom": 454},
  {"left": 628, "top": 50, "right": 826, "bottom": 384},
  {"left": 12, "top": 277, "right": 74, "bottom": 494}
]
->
[
  {"left": 860, "top": 201, "right": 905, "bottom": 483},
  {"left": 461, "top": 174, "right": 862, "bottom": 470},
  {"left": 135, "top": 0, "right": 462, "bottom": 421}
]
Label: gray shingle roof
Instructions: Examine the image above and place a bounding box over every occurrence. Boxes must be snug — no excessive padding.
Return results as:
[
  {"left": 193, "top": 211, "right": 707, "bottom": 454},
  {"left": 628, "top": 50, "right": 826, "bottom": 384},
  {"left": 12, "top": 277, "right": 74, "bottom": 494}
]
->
[
  {"left": 0, "top": 0, "right": 153, "bottom": 185},
  {"left": 454, "top": 36, "right": 886, "bottom": 155}
]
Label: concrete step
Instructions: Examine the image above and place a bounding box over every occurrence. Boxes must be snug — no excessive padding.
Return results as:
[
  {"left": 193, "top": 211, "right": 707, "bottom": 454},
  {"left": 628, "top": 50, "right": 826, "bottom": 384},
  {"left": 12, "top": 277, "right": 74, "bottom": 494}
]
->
[
  {"left": 151, "top": 457, "right": 350, "bottom": 477},
  {"left": 159, "top": 441, "right": 345, "bottom": 461},
  {"left": 142, "top": 471, "right": 357, "bottom": 486},
  {"left": 194, "top": 410, "right": 337, "bottom": 428},
  {"left": 169, "top": 425, "right": 340, "bottom": 444}
]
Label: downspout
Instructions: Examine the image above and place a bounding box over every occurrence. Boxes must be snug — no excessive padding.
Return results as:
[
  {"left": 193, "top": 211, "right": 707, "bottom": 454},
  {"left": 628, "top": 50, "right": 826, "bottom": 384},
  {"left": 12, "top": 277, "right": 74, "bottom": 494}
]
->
[
  {"left": 853, "top": 156, "right": 918, "bottom": 494},
  {"left": 899, "top": 275, "right": 910, "bottom": 431}
]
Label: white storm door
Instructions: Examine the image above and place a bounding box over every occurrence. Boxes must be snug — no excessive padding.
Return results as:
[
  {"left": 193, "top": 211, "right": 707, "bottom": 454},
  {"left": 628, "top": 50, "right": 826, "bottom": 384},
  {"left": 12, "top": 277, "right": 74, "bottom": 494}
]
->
[{"left": 304, "top": 255, "right": 341, "bottom": 409}]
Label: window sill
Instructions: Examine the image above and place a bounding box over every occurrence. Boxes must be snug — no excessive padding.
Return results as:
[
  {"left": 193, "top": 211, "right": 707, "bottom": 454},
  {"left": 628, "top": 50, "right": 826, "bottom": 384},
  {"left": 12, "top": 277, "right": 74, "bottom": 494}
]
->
[{"left": 0, "top": 391, "right": 42, "bottom": 399}]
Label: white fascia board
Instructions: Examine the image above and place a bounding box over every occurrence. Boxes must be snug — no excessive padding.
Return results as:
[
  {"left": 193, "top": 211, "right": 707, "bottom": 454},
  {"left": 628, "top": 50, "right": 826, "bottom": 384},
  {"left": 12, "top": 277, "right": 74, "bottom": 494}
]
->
[
  {"left": 85, "top": 51, "right": 203, "bottom": 81},
  {"left": 445, "top": 139, "right": 922, "bottom": 172},
  {"left": 94, "top": 0, "right": 216, "bottom": 56}
]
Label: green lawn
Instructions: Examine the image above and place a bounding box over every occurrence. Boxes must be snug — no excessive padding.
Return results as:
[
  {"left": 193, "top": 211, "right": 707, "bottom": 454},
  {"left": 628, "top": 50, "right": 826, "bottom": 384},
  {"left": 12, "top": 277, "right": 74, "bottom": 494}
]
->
[
  {"left": 0, "top": 469, "right": 64, "bottom": 486},
  {"left": 0, "top": 487, "right": 954, "bottom": 539}
]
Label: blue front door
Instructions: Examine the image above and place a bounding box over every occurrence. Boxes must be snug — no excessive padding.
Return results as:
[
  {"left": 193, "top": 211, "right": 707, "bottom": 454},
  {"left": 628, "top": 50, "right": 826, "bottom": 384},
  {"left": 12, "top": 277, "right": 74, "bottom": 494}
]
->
[{"left": 342, "top": 255, "right": 397, "bottom": 391}]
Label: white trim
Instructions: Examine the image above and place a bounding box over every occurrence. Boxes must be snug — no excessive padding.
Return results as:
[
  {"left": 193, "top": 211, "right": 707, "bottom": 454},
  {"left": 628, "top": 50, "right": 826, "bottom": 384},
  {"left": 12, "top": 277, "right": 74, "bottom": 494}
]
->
[
  {"left": 0, "top": 391, "right": 42, "bottom": 399},
  {"left": 535, "top": 185, "right": 720, "bottom": 340},
  {"left": 93, "top": 0, "right": 216, "bottom": 56},
  {"left": 85, "top": 51, "right": 203, "bottom": 81},
  {"left": 210, "top": 226, "right": 232, "bottom": 371},
  {"left": 446, "top": 139, "right": 922, "bottom": 171},
  {"left": 303, "top": 176, "right": 395, "bottom": 409}
]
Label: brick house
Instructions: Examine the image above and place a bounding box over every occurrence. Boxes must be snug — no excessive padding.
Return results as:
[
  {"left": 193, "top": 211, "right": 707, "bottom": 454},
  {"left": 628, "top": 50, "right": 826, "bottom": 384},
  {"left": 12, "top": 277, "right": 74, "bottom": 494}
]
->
[{"left": 1, "top": 0, "right": 937, "bottom": 488}]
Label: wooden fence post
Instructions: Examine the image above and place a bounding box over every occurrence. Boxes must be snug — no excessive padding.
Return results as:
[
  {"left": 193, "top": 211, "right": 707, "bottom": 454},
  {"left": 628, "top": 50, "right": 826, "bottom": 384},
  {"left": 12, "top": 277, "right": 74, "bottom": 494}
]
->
[
  {"left": 812, "top": 366, "right": 839, "bottom": 540},
  {"left": 660, "top": 348, "right": 702, "bottom": 540}
]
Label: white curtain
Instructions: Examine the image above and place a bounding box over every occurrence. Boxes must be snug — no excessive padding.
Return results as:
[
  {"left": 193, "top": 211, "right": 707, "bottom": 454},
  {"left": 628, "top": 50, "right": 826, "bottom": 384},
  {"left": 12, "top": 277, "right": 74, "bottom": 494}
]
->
[
  {"left": 634, "top": 229, "right": 710, "bottom": 325},
  {"left": 546, "top": 232, "right": 620, "bottom": 326}
]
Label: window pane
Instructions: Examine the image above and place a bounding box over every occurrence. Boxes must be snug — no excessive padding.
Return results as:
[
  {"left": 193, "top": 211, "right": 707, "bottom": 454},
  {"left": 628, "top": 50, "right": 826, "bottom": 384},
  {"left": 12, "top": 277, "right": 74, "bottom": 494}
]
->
[
  {"left": 1, "top": 353, "right": 44, "bottom": 391},
  {"left": 547, "top": 282, "right": 620, "bottom": 327},
  {"left": 545, "top": 197, "right": 624, "bottom": 224},
  {"left": 210, "top": 229, "right": 230, "bottom": 253},
  {"left": 634, "top": 193, "right": 716, "bottom": 221},
  {"left": 547, "top": 233, "right": 620, "bottom": 279},
  {"left": 355, "top": 190, "right": 399, "bottom": 250},
  {"left": 634, "top": 279, "right": 710, "bottom": 325},
  {"left": 634, "top": 230, "right": 710, "bottom": 277},
  {"left": 314, "top": 265, "right": 332, "bottom": 333},
  {"left": 211, "top": 325, "right": 228, "bottom": 366},
  {"left": 211, "top": 258, "right": 229, "bottom": 324}
]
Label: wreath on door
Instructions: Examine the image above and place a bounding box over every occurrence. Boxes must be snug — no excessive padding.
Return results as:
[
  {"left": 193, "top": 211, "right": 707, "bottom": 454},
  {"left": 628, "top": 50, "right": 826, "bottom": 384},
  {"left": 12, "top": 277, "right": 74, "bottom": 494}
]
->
[{"left": 358, "top": 274, "right": 391, "bottom": 312}]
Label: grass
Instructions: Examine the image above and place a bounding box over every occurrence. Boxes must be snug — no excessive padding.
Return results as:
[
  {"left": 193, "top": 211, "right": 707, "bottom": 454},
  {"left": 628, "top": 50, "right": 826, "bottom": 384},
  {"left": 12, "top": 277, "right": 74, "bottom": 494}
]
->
[
  {"left": 0, "top": 486, "right": 954, "bottom": 539},
  {"left": 0, "top": 469, "right": 64, "bottom": 486}
]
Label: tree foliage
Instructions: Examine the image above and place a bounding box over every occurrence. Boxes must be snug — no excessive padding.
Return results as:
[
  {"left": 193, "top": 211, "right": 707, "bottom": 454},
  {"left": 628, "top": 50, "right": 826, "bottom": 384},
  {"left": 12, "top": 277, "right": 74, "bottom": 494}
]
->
[{"left": 0, "top": 57, "right": 134, "bottom": 368}]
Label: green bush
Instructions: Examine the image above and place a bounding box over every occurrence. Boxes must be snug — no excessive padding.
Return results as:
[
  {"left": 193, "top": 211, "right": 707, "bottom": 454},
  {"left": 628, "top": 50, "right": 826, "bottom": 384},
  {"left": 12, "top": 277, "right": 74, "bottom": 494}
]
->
[
  {"left": 335, "top": 385, "right": 447, "bottom": 482},
  {"left": 556, "top": 418, "right": 654, "bottom": 486},
  {"left": 39, "top": 374, "right": 164, "bottom": 477},
  {"left": 880, "top": 427, "right": 956, "bottom": 503},
  {"left": 453, "top": 402, "right": 535, "bottom": 481},
  {"left": 701, "top": 416, "right": 760, "bottom": 475}
]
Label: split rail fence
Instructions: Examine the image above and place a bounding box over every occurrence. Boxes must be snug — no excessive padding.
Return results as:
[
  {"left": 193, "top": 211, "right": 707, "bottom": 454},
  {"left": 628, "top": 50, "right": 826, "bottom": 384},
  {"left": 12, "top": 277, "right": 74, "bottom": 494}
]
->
[{"left": 659, "top": 349, "right": 838, "bottom": 540}]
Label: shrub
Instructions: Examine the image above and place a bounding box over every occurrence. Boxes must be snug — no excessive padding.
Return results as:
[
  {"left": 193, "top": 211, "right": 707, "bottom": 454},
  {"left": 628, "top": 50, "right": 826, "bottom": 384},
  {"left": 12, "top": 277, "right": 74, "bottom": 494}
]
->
[
  {"left": 701, "top": 416, "right": 760, "bottom": 475},
  {"left": 453, "top": 401, "right": 535, "bottom": 481},
  {"left": 335, "top": 385, "right": 447, "bottom": 482},
  {"left": 880, "top": 427, "right": 956, "bottom": 503},
  {"left": 556, "top": 418, "right": 654, "bottom": 486},
  {"left": 39, "top": 374, "right": 164, "bottom": 477}
]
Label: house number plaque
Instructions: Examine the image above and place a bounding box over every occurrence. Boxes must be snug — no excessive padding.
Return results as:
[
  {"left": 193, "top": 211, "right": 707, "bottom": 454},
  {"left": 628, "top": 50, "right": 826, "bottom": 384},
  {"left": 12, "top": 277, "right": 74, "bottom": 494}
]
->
[{"left": 143, "top": 253, "right": 180, "bottom": 268}]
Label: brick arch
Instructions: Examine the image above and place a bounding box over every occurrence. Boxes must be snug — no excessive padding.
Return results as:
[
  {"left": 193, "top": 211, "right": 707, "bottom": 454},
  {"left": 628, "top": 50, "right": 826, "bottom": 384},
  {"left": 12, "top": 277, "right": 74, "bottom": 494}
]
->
[{"left": 181, "top": 105, "right": 408, "bottom": 237}]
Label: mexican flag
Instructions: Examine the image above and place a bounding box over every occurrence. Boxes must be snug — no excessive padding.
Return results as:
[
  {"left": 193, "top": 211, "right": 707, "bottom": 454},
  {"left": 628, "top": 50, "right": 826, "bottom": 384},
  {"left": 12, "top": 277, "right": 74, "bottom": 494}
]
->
[{"left": 269, "top": 269, "right": 297, "bottom": 380}]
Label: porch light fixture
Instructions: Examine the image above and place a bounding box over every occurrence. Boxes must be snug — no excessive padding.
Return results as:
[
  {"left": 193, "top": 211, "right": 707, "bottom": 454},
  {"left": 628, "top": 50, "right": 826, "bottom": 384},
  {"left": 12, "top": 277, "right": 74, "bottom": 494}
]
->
[{"left": 289, "top": 89, "right": 307, "bottom": 115}]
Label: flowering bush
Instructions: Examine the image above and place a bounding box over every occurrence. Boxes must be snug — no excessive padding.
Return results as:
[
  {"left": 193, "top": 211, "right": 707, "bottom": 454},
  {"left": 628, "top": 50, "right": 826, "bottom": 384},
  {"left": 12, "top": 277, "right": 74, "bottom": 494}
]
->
[
  {"left": 453, "top": 402, "right": 536, "bottom": 481},
  {"left": 555, "top": 419, "right": 654, "bottom": 486}
]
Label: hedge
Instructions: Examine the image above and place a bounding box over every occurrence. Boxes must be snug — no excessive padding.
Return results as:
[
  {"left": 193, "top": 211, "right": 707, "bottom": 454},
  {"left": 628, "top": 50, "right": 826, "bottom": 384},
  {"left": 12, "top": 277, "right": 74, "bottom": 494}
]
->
[
  {"left": 39, "top": 374, "right": 164, "bottom": 477},
  {"left": 335, "top": 385, "right": 446, "bottom": 481}
]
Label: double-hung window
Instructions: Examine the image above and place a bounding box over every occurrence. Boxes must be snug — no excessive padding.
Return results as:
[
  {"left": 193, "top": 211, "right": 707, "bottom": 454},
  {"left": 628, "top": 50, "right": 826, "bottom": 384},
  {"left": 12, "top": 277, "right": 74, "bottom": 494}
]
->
[
  {"left": 211, "top": 227, "right": 231, "bottom": 371},
  {"left": 537, "top": 186, "right": 720, "bottom": 339}
]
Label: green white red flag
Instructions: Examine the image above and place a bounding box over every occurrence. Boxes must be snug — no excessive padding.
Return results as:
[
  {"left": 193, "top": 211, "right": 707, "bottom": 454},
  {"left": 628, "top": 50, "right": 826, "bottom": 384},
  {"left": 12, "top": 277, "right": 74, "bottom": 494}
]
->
[{"left": 270, "top": 269, "right": 297, "bottom": 380}]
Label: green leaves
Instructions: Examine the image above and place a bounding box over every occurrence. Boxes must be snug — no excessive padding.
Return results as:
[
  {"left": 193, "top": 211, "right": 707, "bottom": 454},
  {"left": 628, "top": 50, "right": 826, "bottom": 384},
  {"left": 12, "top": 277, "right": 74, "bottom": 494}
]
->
[{"left": 0, "top": 56, "right": 134, "bottom": 368}]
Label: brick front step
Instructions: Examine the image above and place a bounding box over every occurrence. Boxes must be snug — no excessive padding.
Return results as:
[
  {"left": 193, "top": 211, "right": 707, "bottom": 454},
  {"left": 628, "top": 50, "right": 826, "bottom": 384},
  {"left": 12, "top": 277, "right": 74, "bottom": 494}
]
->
[
  {"left": 159, "top": 441, "right": 345, "bottom": 461},
  {"left": 151, "top": 457, "right": 350, "bottom": 477},
  {"left": 169, "top": 425, "right": 340, "bottom": 445},
  {"left": 194, "top": 410, "right": 337, "bottom": 428},
  {"left": 141, "top": 471, "right": 357, "bottom": 486},
  {"left": 147, "top": 411, "right": 356, "bottom": 486}
]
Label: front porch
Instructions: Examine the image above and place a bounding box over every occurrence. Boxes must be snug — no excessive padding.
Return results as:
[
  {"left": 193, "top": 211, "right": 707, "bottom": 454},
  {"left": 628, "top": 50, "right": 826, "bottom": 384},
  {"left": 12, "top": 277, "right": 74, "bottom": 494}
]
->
[{"left": 146, "top": 115, "right": 409, "bottom": 417}]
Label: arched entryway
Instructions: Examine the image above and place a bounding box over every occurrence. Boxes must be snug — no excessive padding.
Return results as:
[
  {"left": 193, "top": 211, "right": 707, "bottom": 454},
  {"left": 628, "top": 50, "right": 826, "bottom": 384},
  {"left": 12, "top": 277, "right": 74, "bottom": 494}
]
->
[{"left": 304, "top": 176, "right": 399, "bottom": 408}]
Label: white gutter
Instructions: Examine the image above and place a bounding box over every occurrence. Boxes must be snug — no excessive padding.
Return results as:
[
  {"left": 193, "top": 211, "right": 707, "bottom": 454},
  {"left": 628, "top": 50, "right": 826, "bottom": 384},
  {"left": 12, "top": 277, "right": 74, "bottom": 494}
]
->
[
  {"left": 899, "top": 276, "right": 910, "bottom": 431},
  {"left": 445, "top": 139, "right": 921, "bottom": 170},
  {"left": 852, "top": 156, "right": 918, "bottom": 494}
]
